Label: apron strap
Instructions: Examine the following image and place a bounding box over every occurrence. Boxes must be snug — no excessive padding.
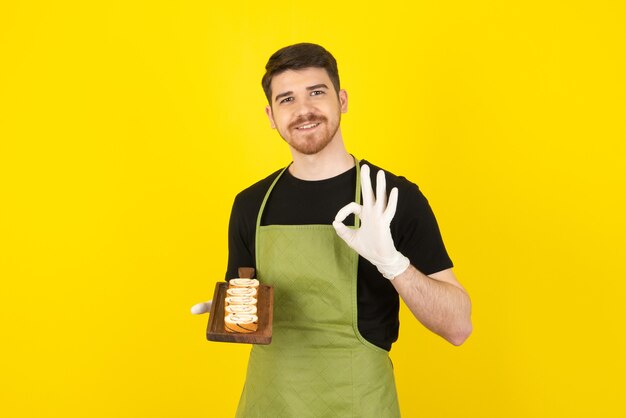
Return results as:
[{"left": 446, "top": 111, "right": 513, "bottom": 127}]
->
[
  {"left": 254, "top": 156, "right": 361, "bottom": 264},
  {"left": 354, "top": 157, "right": 361, "bottom": 227},
  {"left": 255, "top": 165, "right": 289, "bottom": 265}
]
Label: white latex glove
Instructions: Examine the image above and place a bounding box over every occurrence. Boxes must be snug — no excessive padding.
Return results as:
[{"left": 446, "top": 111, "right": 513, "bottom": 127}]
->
[
  {"left": 333, "top": 164, "right": 410, "bottom": 280},
  {"left": 190, "top": 300, "right": 212, "bottom": 315}
]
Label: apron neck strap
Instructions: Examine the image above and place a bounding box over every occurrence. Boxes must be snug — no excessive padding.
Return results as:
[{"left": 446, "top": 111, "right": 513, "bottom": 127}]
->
[
  {"left": 255, "top": 156, "right": 361, "bottom": 258},
  {"left": 354, "top": 158, "right": 361, "bottom": 227}
]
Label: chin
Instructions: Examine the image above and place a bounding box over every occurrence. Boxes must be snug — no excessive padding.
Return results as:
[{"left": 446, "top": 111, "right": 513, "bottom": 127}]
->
[{"left": 291, "top": 138, "right": 333, "bottom": 155}]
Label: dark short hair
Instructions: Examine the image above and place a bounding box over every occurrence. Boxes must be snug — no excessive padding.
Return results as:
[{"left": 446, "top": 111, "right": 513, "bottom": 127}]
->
[{"left": 261, "top": 43, "right": 340, "bottom": 104}]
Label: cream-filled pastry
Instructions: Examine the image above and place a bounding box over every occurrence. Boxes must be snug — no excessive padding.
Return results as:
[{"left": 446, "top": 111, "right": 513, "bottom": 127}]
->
[
  {"left": 226, "top": 287, "right": 258, "bottom": 298},
  {"left": 224, "top": 313, "right": 258, "bottom": 333},
  {"left": 225, "top": 304, "right": 258, "bottom": 316},
  {"left": 229, "top": 278, "right": 260, "bottom": 289},
  {"left": 224, "top": 296, "right": 257, "bottom": 306}
]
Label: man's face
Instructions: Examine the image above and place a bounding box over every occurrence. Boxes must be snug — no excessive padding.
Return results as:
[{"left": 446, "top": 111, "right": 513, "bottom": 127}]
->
[{"left": 265, "top": 67, "right": 348, "bottom": 156}]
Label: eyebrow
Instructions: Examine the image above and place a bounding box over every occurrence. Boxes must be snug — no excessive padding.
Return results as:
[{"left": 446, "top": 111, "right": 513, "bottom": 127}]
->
[
  {"left": 273, "top": 84, "right": 330, "bottom": 103},
  {"left": 274, "top": 90, "right": 293, "bottom": 103},
  {"left": 306, "top": 83, "right": 329, "bottom": 91}
]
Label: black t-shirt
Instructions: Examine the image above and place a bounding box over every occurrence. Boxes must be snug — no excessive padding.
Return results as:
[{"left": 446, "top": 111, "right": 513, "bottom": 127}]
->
[{"left": 226, "top": 159, "right": 453, "bottom": 351}]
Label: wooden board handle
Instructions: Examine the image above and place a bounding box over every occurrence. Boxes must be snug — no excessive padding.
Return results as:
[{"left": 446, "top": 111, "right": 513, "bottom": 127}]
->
[{"left": 238, "top": 267, "right": 255, "bottom": 279}]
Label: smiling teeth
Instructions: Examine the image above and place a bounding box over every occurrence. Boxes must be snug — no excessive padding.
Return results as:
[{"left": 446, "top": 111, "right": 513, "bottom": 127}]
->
[{"left": 298, "top": 123, "right": 319, "bottom": 129}]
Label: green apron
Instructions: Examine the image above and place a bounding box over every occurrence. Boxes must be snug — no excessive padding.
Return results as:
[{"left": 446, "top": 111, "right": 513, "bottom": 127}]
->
[{"left": 236, "top": 160, "right": 401, "bottom": 418}]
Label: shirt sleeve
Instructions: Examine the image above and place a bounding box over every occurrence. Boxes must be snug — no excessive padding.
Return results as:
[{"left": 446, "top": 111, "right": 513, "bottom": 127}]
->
[
  {"left": 223, "top": 169, "right": 282, "bottom": 280},
  {"left": 392, "top": 181, "right": 453, "bottom": 276},
  {"left": 225, "top": 194, "right": 255, "bottom": 280}
]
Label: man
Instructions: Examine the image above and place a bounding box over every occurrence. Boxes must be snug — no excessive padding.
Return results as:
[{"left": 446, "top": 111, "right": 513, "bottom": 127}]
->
[{"left": 192, "top": 43, "right": 472, "bottom": 417}]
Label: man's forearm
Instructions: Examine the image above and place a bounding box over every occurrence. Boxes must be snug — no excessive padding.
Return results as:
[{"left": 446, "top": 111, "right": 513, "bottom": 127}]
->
[{"left": 391, "top": 265, "right": 472, "bottom": 346}]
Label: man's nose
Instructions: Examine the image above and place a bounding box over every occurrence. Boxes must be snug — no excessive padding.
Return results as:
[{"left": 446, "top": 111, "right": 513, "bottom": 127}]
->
[{"left": 293, "top": 97, "right": 315, "bottom": 116}]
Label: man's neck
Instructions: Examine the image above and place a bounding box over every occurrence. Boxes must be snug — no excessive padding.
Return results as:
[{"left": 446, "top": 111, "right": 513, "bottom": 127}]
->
[{"left": 288, "top": 135, "right": 355, "bottom": 181}]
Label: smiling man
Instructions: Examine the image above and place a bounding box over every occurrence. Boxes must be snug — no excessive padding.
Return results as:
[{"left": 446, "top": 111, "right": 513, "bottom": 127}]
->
[
  {"left": 193, "top": 43, "right": 472, "bottom": 417},
  {"left": 265, "top": 68, "right": 346, "bottom": 158}
]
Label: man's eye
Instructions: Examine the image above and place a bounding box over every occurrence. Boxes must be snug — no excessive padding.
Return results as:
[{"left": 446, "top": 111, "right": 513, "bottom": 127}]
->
[
  {"left": 280, "top": 97, "right": 293, "bottom": 104},
  {"left": 311, "top": 90, "right": 325, "bottom": 96}
]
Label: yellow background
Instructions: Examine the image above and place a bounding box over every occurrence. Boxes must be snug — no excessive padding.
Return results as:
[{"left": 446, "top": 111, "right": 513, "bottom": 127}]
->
[{"left": 1, "top": 1, "right": 625, "bottom": 417}]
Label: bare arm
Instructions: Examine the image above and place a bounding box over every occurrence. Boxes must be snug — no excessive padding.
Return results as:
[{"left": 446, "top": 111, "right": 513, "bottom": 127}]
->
[{"left": 391, "top": 266, "right": 472, "bottom": 346}]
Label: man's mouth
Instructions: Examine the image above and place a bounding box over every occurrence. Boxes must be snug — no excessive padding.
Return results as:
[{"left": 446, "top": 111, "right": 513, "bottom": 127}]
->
[{"left": 295, "top": 122, "right": 320, "bottom": 130}]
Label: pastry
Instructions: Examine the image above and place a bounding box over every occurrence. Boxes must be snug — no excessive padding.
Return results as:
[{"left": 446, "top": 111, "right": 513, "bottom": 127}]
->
[
  {"left": 229, "top": 278, "right": 260, "bottom": 289},
  {"left": 226, "top": 287, "right": 258, "bottom": 298},
  {"left": 225, "top": 304, "right": 258, "bottom": 316},
  {"left": 224, "top": 296, "right": 257, "bottom": 306},
  {"left": 224, "top": 313, "right": 258, "bottom": 333}
]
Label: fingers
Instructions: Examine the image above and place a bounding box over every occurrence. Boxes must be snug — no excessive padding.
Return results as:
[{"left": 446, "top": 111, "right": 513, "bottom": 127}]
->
[
  {"left": 360, "top": 164, "right": 374, "bottom": 207},
  {"left": 333, "top": 220, "right": 356, "bottom": 245},
  {"left": 362, "top": 165, "right": 391, "bottom": 213},
  {"left": 333, "top": 201, "right": 362, "bottom": 246},
  {"left": 384, "top": 187, "right": 399, "bottom": 223},
  {"left": 334, "top": 202, "right": 362, "bottom": 223},
  {"left": 190, "top": 300, "right": 212, "bottom": 315},
  {"left": 376, "top": 169, "right": 387, "bottom": 210},
  {"left": 357, "top": 165, "right": 397, "bottom": 222}
]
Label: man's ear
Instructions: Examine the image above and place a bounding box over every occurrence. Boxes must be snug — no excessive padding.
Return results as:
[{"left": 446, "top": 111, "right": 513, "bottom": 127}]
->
[
  {"left": 265, "top": 105, "right": 276, "bottom": 129},
  {"left": 339, "top": 89, "right": 348, "bottom": 113}
]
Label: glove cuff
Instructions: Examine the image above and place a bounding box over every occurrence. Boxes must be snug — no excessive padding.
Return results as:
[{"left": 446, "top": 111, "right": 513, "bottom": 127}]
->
[{"left": 376, "top": 252, "right": 411, "bottom": 280}]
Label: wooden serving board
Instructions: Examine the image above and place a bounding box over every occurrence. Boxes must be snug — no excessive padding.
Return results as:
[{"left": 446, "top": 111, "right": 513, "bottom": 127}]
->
[{"left": 206, "top": 282, "right": 273, "bottom": 345}]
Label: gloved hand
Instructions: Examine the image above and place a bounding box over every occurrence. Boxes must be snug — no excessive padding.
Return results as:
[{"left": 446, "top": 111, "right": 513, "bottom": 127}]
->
[
  {"left": 190, "top": 300, "right": 212, "bottom": 314},
  {"left": 333, "top": 164, "right": 410, "bottom": 280}
]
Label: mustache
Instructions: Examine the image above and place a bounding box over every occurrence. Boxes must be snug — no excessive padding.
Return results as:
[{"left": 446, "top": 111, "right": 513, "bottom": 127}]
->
[{"left": 289, "top": 113, "right": 327, "bottom": 130}]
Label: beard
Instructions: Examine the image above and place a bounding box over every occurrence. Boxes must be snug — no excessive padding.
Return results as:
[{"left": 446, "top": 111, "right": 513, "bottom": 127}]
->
[{"left": 279, "top": 112, "right": 341, "bottom": 155}]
